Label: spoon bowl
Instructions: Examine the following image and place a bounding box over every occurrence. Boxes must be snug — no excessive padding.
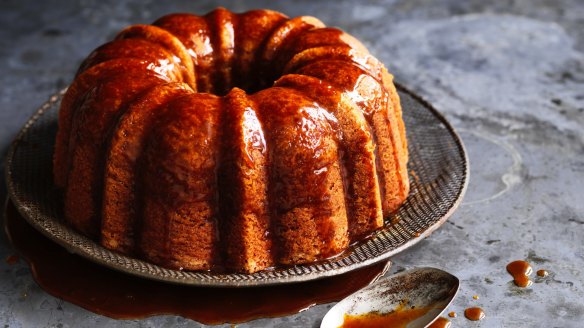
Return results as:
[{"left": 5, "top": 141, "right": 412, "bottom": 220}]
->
[{"left": 321, "top": 267, "right": 459, "bottom": 328}]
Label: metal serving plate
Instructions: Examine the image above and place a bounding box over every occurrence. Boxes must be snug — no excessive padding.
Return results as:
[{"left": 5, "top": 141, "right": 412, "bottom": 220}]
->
[{"left": 5, "top": 85, "right": 468, "bottom": 287}]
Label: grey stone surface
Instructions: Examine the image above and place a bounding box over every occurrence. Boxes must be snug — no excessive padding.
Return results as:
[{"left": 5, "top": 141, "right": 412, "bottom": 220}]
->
[{"left": 1, "top": 0, "right": 583, "bottom": 327}]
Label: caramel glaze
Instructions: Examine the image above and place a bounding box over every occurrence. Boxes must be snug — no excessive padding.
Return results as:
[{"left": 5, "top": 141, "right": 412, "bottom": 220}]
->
[
  {"left": 294, "top": 58, "right": 409, "bottom": 217},
  {"left": 536, "top": 269, "right": 549, "bottom": 277},
  {"left": 52, "top": 7, "right": 410, "bottom": 274},
  {"left": 275, "top": 74, "right": 383, "bottom": 240},
  {"left": 4, "top": 200, "right": 390, "bottom": 324},
  {"left": 219, "top": 88, "right": 274, "bottom": 272},
  {"left": 56, "top": 61, "right": 173, "bottom": 238},
  {"left": 464, "top": 307, "right": 485, "bottom": 321},
  {"left": 448, "top": 311, "right": 457, "bottom": 318},
  {"left": 506, "top": 260, "right": 533, "bottom": 287},
  {"left": 152, "top": 13, "right": 215, "bottom": 92},
  {"left": 101, "top": 83, "right": 194, "bottom": 254},
  {"left": 255, "top": 87, "right": 349, "bottom": 263},
  {"left": 139, "top": 94, "right": 224, "bottom": 270}
]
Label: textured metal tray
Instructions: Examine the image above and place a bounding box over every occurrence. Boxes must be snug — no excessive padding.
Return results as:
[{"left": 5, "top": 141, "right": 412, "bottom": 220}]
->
[{"left": 5, "top": 85, "right": 468, "bottom": 287}]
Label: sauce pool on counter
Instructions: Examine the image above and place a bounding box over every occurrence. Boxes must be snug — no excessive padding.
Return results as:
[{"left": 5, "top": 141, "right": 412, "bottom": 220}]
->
[
  {"left": 506, "top": 260, "right": 533, "bottom": 287},
  {"left": 3, "top": 200, "right": 390, "bottom": 325}
]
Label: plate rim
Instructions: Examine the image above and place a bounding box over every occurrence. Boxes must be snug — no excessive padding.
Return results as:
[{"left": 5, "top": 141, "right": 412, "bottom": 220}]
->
[{"left": 4, "top": 84, "right": 469, "bottom": 287}]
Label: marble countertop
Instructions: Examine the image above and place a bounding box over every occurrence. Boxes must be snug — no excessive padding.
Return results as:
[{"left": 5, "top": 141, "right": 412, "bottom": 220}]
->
[{"left": 1, "top": 0, "right": 583, "bottom": 327}]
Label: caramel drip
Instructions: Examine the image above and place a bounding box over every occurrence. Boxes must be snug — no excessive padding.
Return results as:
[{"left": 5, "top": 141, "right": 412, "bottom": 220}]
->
[
  {"left": 5, "top": 255, "right": 19, "bottom": 265},
  {"left": 205, "top": 8, "right": 236, "bottom": 95},
  {"left": 428, "top": 317, "right": 452, "bottom": 328},
  {"left": 114, "top": 24, "right": 196, "bottom": 89},
  {"left": 253, "top": 87, "right": 348, "bottom": 263},
  {"left": 282, "top": 28, "right": 363, "bottom": 73},
  {"left": 153, "top": 13, "right": 214, "bottom": 92},
  {"left": 464, "top": 307, "right": 485, "bottom": 321},
  {"left": 233, "top": 10, "right": 287, "bottom": 92},
  {"left": 64, "top": 62, "right": 171, "bottom": 237},
  {"left": 382, "top": 73, "right": 408, "bottom": 159},
  {"left": 293, "top": 58, "right": 408, "bottom": 215},
  {"left": 506, "top": 260, "right": 533, "bottom": 287},
  {"left": 139, "top": 94, "right": 222, "bottom": 271},
  {"left": 218, "top": 88, "right": 273, "bottom": 272},
  {"left": 283, "top": 45, "right": 373, "bottom": 75},
  {"left": 259, "top": 16, "right": 325, "bottom": 86},
  {"left": 275, "top": 74, "right": 383, "bottom": 241},
  {"left": 77, "top": 39, "right": 183, "bottom": 81},
  {"left": 101, "top": 83, "right": 193, "bottom": 254},
  {"left": 54, "top": 58, "right": 168, "bottom": 189}
]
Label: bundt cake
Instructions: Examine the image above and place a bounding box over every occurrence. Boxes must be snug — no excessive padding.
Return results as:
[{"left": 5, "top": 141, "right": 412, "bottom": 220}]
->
[{"left": 53, "top": 8, "right": 409, "bottom": 273}]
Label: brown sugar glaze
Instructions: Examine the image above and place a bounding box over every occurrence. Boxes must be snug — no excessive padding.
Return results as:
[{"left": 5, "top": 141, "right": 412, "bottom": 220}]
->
[{"left": 4, "top": 199, "right": 389, "bottom": 324}]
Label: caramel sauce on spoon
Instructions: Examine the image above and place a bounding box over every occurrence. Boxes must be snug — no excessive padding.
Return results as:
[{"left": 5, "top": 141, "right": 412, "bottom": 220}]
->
[{"left": 340, "top": 306, "right": 440, "bottom": 328}]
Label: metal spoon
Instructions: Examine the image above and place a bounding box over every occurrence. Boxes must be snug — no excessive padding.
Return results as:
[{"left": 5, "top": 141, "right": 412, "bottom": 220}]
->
[{"left": 321, "top": 267, "right": 459, "bottom": 328}]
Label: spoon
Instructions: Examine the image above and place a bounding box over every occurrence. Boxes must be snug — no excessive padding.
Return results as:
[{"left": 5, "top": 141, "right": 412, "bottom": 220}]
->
[{"left": 321, "top": 267, "right": 459, "bottom": 328}]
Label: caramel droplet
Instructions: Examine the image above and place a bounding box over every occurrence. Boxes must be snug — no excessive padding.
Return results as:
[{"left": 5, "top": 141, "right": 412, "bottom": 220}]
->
[
  {"left": 464, "top": 307, "right": 485, "bottom": 321},
  {"left": 472, "top": 295, "right": 479, "bottom": 300},
  {"left": 536, "top": 269, "right": 549, "bottom": 277},
  {"left": 448, "top": 311, "right": 457, "bottom": 318},
  {"left": 428, "top": 317, "right": 451, "bottom": 328},
  {"left": 5, "top": 255, "right": 19, "bottom": 265},
  {"left": 506, "top": 260, "right": 533, "bottom": 287}
]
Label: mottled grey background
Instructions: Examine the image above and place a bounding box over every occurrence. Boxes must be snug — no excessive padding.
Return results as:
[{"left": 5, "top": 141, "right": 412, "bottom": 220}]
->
[{"left": 1, "top": 0, "right": 583, "bottom": 327}]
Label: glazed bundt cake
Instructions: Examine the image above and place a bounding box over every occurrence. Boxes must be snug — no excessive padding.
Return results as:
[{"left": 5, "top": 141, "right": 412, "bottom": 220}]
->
[{"left": 53, "top": 8, "right": 409, "bottom": 273}]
